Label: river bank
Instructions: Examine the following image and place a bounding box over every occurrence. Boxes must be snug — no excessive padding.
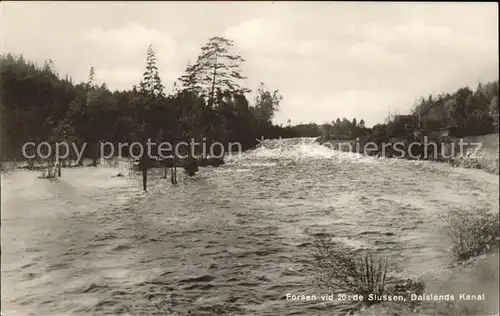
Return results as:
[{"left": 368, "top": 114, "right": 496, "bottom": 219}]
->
[
  {"left": 320, "top": 133, "right": 499, "bottom": 175},
  {"left": 356, "top": 250, "right": 499, "bottom": 316},
  {"left": 0, "top": 155, "right": 225, "bottom": 175}
]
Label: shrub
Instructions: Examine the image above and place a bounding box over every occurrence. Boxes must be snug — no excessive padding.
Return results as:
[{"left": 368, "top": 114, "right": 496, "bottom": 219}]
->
[
  {"left": 310, "top": 234, "right": 426, "bottom": 312},
  {"left": 444, "top": 207, "right": 500, "bottom": 261},
  {"left": 451, "top": 147, "right": 500, "bottom": 174}
]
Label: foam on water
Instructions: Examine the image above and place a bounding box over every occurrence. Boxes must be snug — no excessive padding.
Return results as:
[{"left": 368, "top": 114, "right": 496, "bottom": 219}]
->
[{"left": 1, "top": 138, "right": 499, "bottom": 316}]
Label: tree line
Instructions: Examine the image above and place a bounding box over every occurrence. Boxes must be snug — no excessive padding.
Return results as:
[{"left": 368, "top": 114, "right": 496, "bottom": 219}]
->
[
  {"left": 1, "top": 35, "right": 498, "bottom": 163},
  {"left": 319, "top": 81, "right": 499, "bottom": 144},
  {"left": 0, "top": 37, "right": 316, "bottom": 163}
]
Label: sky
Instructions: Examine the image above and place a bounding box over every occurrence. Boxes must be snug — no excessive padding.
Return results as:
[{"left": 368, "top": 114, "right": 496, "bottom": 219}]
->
[{"left": 1, "top": 2, "right": 498, "bottom": 127}]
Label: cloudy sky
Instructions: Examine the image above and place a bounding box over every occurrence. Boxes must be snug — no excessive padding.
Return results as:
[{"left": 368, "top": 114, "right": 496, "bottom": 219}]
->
[{"left": 1, "top": 2, "right": 498, "bottom": 126}]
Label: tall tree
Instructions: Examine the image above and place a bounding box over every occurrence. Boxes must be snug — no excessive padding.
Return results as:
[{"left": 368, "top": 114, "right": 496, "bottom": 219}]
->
[
  {"left": 43, "top": 59, "right": 56, "bottom": 74},
  {"left": 87, "top": 66, "right": 95, "bottom": 87},
  {"left": 252, "top": 82, "right": 282, "bottom": 126},
  {"left": 178, "top": 36, "right": 250, "bottom": 106},
  {"left": 86, "top": 66, "right": 99, "bottom": 106},
  {"left": 139, "top": 45, "right": 164, "bottom": 98}
]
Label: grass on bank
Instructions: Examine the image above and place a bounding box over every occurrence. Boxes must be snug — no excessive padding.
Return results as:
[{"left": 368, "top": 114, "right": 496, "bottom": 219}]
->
[
  {"left": 311, "top": 234, "right": 388, "bottom": 299},
  {"left": 310, "top": 234, "right": 425, "bottom": 307},
  {"left": 309, "top": 204, "right": 499, "bottom": 314}
]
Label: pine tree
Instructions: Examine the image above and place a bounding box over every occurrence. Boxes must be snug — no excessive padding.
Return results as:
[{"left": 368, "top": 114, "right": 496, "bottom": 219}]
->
[
  {"left": 178, "top": 36, "right": 250, "bottom": 106},
  {"left": 177, "top": 62, "right": 202, "bottom": 94},
  {"left": 139, "top": 44, "right": 164, "bottom": 98},
  {"left": 43, "top": 59, "right": 55, "bottom": 74},
  {"left": 253, "top": 82, "right": 282, "bottom": 125},
  {"left": 86, "top": 66, "right": 98, "bottom": 106},
  {"left": 87, "top": 66, "right": 95, "bottom": 87}
]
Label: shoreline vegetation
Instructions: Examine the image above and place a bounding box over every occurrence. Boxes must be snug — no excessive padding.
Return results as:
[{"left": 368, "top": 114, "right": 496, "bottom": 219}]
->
[
  {"left": 0, "top": 38, "right": 317, "bottom": 172},
  {"left": 310, "top": 204, "right": 500, "bottom": 316},
  {"left": 315, "top": 80, "right": 499, "bottom": 174},
  {"left": 319, "top": 133, "right": 499, "bottom": 174},
  {"left": 1, "top": 39, "right": 497, "bottom": 175},
  {"left": 352, "top": 250, "right": 499, "bottom": 316}
]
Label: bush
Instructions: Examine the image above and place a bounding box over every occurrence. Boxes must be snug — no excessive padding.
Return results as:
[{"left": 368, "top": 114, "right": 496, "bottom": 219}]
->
[
  {"left": 310, "top": 234, "right": 426, "bottom": 312},
  {"left": 311, "top": 234, "right": 388, "bottom": 299},
  {"left": 444, "top": 207, "right": 500, "bottom": 261},
  {"left": 451, "top": 146, "right": 499, "bottom": 174}
]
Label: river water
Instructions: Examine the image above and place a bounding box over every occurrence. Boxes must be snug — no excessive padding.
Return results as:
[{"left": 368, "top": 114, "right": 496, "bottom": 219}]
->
[{"left": 1, "top": 138, "right": 499, "bottom": 316}]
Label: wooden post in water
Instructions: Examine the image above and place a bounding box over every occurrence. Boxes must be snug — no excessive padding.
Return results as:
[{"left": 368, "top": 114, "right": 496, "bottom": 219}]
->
[
  {"left": 171, "top": 138, "right": 178, "bottom": 184},
  {"left": 140, "top": 154, "right": 148, "bottom": 191},
  {"left": 174, "top": 162, "right": 177, "bottom": 183},
  {"left": 142, "top": 167, "right": 147, "bottom": 191},
  {"left": 47, "top": 150, "right": 53, "bottom": 178},
  {"left": 170, "top": 166, "right": 177, "bottom": 184}
]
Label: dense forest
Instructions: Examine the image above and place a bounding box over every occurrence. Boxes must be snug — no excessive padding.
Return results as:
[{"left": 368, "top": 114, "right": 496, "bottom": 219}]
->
[
  {"left": 320, "top": 80, "right": 499, "bottom": 144},
  {"left": 1, "top": 35, "right": 498, "bottom": 164},
  {"left": 0, "top": 36, "right": 323, "bottom": 162}
]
